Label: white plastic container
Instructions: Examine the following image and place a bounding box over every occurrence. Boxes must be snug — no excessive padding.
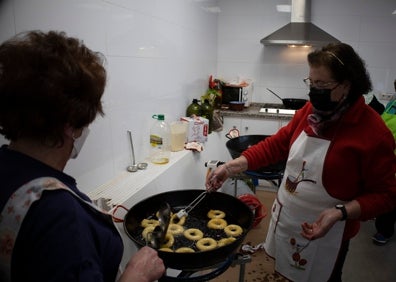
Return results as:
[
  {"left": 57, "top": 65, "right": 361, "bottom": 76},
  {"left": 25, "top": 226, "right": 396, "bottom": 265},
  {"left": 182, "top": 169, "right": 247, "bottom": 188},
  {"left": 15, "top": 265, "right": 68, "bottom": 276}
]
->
[
  {"left": 150, "top": 114, "right": 170, "bottom": 164},
  {"left": 170, "top": 121, "right": 188, "bottom": 152}
]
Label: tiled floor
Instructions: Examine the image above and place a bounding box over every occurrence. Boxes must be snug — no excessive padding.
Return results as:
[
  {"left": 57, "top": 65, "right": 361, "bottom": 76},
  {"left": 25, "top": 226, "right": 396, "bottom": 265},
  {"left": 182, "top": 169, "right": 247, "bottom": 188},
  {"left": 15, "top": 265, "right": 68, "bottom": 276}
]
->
[
  {"left": 213, "top": 181, "right": 396, "bottom": 281},
  {"left": 343, "top": 218, "right": 396, "bottom": 282}
]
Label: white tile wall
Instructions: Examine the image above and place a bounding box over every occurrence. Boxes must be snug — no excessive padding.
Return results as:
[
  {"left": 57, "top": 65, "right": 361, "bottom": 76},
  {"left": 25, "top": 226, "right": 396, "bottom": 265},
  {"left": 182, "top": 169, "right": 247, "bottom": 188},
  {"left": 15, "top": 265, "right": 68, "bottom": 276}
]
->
[
  {"left": 0, "top": 0, "right": 218, "bottom": 192},
  {"left": 1, "top": 0, "right": 396, "bottom": 193},
  {"left": 217, "top": 0, "right": 396, "bottom": 102}
]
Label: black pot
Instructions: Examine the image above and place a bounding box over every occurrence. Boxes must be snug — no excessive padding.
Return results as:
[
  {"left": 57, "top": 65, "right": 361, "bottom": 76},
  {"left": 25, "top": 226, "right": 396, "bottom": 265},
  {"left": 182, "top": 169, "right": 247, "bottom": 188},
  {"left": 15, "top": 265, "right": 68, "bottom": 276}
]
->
[
  {"left": 266, "top": 88, "right": 307, "bottom": 110},
  {"left": 123, "top": 190, "right": 253, "bottom": 271},
  {"left": 226, "top": 135, "right": 286, "bottom": 173},
  {"left": 281, "top": 98, "right": 307, "bottom": 110}
]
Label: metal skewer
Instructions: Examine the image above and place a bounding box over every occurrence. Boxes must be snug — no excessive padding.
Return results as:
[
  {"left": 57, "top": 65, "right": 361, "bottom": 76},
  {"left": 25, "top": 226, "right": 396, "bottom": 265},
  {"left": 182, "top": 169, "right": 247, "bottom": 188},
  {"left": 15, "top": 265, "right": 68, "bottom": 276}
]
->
[{"left": 176, "top": 191, "right": 207, "bottom": 219}]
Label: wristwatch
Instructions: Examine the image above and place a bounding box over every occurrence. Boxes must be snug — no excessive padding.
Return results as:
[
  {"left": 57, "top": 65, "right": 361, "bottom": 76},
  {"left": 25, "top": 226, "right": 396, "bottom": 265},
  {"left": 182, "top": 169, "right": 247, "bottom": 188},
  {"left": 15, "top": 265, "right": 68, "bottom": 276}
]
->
[{"left": 335, "top": 204, "right": 348, "bottom": 221}]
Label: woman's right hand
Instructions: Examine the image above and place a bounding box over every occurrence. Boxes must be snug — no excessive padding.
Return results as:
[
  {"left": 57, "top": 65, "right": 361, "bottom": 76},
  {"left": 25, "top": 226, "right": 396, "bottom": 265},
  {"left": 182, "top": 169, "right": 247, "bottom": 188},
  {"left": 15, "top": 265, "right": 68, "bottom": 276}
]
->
[
  {"left": 119, "top": 246, "right": 165, "bottom": 282},
  {"left": 205, "top": 164, "right": 230, "bottom": 191},
  {"left": 206, "top": 157, "right": 248, "bottom": 192}
]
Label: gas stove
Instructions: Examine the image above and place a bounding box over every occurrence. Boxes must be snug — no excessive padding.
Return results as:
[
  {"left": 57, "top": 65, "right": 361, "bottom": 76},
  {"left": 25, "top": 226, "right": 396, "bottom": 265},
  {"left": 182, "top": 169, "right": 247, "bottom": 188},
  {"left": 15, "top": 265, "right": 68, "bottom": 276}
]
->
[{"left": 259, "top": 108, "right": 296, "bottom": 115}]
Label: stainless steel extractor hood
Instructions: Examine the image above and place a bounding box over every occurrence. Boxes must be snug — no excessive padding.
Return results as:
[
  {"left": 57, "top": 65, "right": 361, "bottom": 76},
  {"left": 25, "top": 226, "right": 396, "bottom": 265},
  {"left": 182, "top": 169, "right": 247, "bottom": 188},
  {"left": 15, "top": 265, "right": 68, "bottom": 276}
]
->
[{"left": 260, "top": 0, "right": 340, "bottom": 46}]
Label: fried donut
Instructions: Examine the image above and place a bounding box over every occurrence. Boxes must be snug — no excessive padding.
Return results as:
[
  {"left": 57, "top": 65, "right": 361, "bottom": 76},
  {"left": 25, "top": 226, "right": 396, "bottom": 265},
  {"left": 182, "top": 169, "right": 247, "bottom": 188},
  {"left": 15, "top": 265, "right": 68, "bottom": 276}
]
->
[
  {"left": 159, "top": 247, "right": 173, "bottom": 252},
  {"left": 184, "top": 228, "right": 204, "bottom": 241},
  {"left": 207, "top": 209, "right": 226, "bottom": 219},
  {"left": 196, "top": 238, "right": 217, "bottom": 251},
  {"left": 175, "top": 247, "right": 195, "bottom": 253},
  {"left": 167, "top": 224, "right": 184, "bottom": 235},
  {"left": 170, "top": 214, "right": 186, "bottom": 225},
  {"left": 142, "top": 226, "right": 156, "bottom": 240},
  {"left": 224, "top": 224, "right": 243, "bottom": 237},
  {"left": 218, "top": 237, "right": 236, "bottom": 247},
  {"left": 141, "top": 218, "right": 159, "bottom": 228},
  {"left": 161, "top": 233, "right": 175, "bottom": 248},
  {"left": 207, "top": 218, "right": 227, "bottom": 229}
]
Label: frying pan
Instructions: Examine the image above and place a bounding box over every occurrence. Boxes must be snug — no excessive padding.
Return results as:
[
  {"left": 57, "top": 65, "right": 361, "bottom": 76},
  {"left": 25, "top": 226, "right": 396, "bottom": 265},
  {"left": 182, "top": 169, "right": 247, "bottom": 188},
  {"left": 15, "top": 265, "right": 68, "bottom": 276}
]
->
[
  {"left": 123, "top": 190, "right": 253, "bottom": 271},
  {"left": 266, "top": 88, "right": 307, "bottom": 110},
  {"left": 225, "top": 134, "right": 286, "bottom": 173}
]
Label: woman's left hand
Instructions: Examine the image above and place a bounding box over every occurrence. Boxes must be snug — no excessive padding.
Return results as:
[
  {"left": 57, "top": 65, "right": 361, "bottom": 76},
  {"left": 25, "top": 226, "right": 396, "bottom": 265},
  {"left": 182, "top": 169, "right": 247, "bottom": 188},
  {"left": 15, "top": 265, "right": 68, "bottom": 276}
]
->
[{"left": 300, "top": 208, "right": 340, "bottom": 240}]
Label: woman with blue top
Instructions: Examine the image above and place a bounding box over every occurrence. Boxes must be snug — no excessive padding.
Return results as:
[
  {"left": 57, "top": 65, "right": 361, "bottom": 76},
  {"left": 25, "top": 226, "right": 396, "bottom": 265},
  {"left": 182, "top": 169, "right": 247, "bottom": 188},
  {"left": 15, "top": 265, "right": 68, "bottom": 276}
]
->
[{"left": 0, "top": 30, "right": 165, "bottom": 282}]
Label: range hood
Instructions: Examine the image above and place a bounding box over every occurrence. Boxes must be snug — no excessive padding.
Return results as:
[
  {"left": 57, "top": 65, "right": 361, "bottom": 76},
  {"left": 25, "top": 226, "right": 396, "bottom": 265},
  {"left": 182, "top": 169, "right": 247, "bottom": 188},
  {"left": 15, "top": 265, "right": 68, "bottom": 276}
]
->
[{"left": 260, "top": 0, "right": 340, "bottom": 46}]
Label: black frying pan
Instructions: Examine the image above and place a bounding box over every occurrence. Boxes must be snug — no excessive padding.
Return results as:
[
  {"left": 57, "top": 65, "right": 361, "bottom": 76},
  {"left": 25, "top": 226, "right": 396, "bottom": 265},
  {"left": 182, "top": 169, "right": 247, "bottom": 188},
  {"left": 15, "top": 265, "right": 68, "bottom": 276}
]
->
[
  {"left": 266, "top": 88, "right": 307, "bottom": 110},
  {"left": 123, "top": 190, "right": 253, "bottom": 271},
  {"left": 225, "top": 134, "right": 286, "bottom": 173}
]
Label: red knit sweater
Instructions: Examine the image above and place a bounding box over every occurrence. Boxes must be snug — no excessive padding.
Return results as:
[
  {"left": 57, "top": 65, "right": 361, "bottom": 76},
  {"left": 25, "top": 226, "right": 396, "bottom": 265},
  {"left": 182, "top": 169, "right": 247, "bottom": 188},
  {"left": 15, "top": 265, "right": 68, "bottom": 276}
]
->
[{"left": 242, "top": 97, "right": 396, "bottom": 240}]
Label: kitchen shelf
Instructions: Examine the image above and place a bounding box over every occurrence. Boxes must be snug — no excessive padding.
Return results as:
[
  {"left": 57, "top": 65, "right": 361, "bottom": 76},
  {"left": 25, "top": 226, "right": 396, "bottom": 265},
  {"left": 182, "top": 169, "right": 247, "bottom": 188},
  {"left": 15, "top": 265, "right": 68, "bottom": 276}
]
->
[{"left": 87, "top": 150, "right": 191, "bottom": 208}]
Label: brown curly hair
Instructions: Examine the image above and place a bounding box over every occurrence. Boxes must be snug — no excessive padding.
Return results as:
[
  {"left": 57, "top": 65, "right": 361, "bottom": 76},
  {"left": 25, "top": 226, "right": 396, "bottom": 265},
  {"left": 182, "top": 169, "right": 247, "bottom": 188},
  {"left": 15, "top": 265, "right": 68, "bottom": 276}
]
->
[
  {"left": 0, "top": 30, "right": 106, "bottom": 146},
  {"left": 308, "top": 43, "right": 372, "bottom": 104}
]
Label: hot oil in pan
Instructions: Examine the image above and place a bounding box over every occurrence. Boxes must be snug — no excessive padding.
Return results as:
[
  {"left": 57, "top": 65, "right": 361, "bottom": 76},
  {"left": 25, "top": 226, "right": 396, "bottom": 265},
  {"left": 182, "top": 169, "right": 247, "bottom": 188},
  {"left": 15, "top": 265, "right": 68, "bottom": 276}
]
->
[{"left": 135, "top": 206, "right": 245, "bottom": 252}]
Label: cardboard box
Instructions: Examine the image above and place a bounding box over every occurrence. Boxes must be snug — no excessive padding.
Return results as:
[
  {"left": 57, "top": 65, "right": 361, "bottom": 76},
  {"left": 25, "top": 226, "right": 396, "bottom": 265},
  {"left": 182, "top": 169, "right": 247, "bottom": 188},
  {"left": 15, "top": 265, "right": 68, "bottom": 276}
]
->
[{"left": 181, "top": 116, "right": 209, "bottom": 143}]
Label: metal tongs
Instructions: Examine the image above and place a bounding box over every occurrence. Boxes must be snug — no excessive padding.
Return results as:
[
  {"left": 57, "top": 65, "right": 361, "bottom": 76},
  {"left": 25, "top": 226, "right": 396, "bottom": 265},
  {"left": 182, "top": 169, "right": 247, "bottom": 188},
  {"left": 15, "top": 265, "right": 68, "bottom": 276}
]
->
[
  {"left": 147, "top": 202, "right": 171, "bottom": 249},
  {"left": 176, "top": 191, "right": 207, "bottom": 219}
]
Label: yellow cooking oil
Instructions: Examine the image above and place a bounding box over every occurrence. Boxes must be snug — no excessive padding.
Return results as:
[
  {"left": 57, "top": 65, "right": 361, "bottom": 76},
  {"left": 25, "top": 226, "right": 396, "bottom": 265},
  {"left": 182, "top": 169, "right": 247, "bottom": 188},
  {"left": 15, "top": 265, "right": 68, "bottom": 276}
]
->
[
  {"left": 151, "top": 157, "right": 169, "bottom": 165},
  {"left": 150, "top": 114, "right": 170, "bottom": 164}
]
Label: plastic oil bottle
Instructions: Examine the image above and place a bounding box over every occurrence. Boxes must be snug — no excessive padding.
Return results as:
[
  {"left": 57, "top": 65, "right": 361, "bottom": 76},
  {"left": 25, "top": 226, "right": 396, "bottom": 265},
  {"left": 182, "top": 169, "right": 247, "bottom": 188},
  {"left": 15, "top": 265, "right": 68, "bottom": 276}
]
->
[{"left": 150, "top": 114, "right": 170, "bottom": 164}]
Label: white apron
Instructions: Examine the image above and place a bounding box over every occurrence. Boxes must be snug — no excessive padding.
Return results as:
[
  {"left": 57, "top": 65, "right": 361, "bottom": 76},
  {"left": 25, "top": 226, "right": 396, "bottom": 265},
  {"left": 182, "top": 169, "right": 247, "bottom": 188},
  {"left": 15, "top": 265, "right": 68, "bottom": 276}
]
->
[
  {"left": 264, "top": 131, "right": 346, "bottom": 282},
  {"left": 0, "top": 177, "right": 122, "bottom": 282}
]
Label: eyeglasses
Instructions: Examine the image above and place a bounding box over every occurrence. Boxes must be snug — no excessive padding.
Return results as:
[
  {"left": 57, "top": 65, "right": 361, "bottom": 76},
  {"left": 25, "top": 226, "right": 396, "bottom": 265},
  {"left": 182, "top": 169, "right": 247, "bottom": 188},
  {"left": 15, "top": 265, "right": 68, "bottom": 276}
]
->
[{"left": 303, "top": 78, "right": 338, "bottom": 89}]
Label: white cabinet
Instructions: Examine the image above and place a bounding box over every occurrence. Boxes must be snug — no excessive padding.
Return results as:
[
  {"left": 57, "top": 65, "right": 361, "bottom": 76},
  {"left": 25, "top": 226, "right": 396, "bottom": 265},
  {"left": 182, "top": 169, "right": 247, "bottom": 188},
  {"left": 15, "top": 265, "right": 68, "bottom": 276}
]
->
[
  {"left": 240, "top": 118, "right": 279, "bottom": 135},
  {"left": 223, "top": 116, "right": 290, "bottom": 137},
  {"left": 223, "top": 117, "right": 241, "bottom": 134}
]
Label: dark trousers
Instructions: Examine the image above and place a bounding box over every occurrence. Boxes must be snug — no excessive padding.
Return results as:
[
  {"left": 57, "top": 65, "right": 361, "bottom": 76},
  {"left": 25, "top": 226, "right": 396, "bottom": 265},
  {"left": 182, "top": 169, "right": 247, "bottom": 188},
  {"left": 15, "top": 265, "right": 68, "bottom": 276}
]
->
[
  {"left": 328, "top": 239, "right": 350, "bottom": 282},
  {"left": 375, "top": 209, "right": 396, "bottom": 238}
]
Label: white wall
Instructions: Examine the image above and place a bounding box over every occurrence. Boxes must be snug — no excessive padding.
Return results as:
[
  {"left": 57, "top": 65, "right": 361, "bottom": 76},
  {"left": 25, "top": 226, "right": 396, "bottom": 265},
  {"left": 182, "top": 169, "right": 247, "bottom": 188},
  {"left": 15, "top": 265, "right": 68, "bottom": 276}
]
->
[
  {"left": 1, "top": 0, "right": 396, "bottom": 193},
  {"left": 217, "top": 0, "right": 396, "bottom": 104},
  {"left": 0, "top": 0, "right": 219, "bottom": 192}
]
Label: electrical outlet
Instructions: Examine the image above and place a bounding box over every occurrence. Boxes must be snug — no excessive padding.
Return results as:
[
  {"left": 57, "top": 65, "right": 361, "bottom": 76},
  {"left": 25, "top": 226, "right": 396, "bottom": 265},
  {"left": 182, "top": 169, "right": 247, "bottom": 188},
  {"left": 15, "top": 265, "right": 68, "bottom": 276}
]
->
[{"left": 379, "top": 93, "right": 394, "bottom": 101}]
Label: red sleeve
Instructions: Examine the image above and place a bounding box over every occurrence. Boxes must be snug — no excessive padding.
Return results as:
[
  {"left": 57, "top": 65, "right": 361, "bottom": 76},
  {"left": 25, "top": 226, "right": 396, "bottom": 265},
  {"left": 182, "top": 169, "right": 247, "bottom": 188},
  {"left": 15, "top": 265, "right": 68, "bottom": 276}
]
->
[
  {"left": 353, "top": 130, "right": 396, "bottom": 220},
  {"left": 320, "top": 103, "right": 396, "bottom": 220},
  {"left": 242, "top": 103, "right": 312, "bottom": 170}
]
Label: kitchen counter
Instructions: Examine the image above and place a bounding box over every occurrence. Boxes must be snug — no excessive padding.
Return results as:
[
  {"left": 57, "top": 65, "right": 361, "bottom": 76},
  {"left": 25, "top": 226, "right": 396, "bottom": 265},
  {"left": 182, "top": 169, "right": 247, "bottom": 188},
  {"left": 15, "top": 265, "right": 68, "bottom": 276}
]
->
[
  {"left": 220, "top": 103, "right": 294, "bottom": 121},
  {"left": 87, "top": 150, "right": 200, "bottom": 208}
]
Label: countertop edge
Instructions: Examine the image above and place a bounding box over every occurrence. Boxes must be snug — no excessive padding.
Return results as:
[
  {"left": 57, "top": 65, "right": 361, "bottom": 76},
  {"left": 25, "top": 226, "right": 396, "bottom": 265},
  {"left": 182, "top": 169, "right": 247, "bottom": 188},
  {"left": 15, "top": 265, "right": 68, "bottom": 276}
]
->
[{"left": 219, "top": 103, "right": 294, "bottom": 120}]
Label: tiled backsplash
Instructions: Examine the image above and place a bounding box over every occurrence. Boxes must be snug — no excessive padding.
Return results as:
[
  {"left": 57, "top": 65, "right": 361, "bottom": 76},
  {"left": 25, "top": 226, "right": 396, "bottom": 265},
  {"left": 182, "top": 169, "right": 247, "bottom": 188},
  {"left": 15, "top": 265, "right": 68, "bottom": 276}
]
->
[
  {"left": 1, "top": 0, "right": 395, "bottom": 194},
  {"left": 0, "top": 0, "right": 218, "bottom": 192}
]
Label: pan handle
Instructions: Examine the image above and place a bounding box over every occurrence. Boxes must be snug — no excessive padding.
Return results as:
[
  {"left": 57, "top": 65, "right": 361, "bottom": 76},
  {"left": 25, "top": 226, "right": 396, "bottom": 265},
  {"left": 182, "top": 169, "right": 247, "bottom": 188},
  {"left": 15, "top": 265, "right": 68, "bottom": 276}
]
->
[
  {"left": 225, "top": 127, "right": 240, "bottom": 139},
  {"left": 111, "top": 205, "right": 128, "bottom": 223},
  {"left": 158, "top": 254, "right": 234, "bottom": 282},
  {"left": 266, "top": 88, "right": 283, "bottom": 102}
]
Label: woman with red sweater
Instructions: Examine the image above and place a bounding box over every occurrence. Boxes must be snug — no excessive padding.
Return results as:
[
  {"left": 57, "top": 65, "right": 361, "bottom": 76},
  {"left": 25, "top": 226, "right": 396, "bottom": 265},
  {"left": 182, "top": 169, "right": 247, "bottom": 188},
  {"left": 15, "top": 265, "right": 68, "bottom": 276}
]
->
[{"left": 206, "top": 43, "right": 396, "bottom": 282}]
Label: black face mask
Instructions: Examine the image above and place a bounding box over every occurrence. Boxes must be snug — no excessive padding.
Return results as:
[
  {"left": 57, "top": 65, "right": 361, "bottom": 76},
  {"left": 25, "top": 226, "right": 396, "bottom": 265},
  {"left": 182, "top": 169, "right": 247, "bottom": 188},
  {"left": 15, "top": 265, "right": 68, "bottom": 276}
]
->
[{"left": 308, "top": 87, "right": 339, "bottom": 111}]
